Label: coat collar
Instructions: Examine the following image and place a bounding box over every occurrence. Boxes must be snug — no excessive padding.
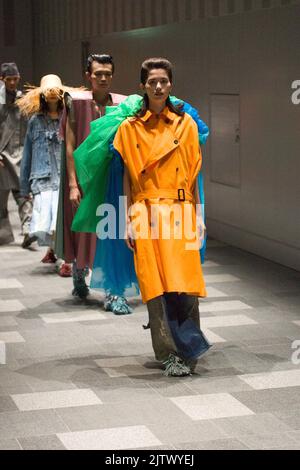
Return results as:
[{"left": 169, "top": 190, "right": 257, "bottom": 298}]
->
[
  {"left": 139, "top": 110, "right": 181, "bottom": 173},
  {"left": 139, "top": 106, "right": 175, "bottom": 123}
]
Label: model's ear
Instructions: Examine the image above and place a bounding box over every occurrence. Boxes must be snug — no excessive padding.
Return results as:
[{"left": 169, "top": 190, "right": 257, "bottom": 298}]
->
[
  {"left": 139, "top": 83, "right": 145, "bottom": 92},
  {"left": 85, "top": 71, "right": 91, "bottom": 81}
]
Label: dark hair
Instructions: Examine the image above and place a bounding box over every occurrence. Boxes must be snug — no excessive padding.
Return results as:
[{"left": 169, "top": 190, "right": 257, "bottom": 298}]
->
[
  {"left": 137, "top": 57, "right": 184, "bottom": 118},
  {"left": 86, "top": 54, "right": 115, "bottom": 74},
  {"left": 140, "top": 58, "right": 173, "bottom": 86},
  {"left": 40, "top": 93, "right": 64, "bottom": 114}
]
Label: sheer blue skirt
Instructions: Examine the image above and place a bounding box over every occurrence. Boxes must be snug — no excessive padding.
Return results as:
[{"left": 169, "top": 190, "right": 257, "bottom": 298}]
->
[{"left": 90, "top": 152, "right": 139, "bottom": 296}]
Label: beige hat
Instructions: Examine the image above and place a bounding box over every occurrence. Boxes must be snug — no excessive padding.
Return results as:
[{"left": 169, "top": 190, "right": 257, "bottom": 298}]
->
[
  {"left": 40, "top": 74, "right": 63, "bottom": 93},
  {"left": 17, "top": 74, "right": 84, "bottom": 117}
]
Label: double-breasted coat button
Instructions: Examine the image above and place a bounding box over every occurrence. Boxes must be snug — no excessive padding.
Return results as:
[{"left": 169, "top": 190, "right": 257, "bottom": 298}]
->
[{"left": 174, "top": 139, "right": 179, "bottom": 145}]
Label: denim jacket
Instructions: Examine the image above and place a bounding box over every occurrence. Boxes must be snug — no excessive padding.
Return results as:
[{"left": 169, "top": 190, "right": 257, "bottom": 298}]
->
[{"left": 20, "top": 113, "right": 62, "bottom": 196}]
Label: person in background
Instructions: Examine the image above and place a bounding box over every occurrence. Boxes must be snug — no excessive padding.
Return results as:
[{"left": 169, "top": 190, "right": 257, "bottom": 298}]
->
[
  {"left": 56, "top": 53, "right": 133, "bottom": 312},
  {"left": 18, "top": 74, "right": 73, "bottom": 276},
  {"left": 0, "top": 62, "right": 33, "bottom": 247}
]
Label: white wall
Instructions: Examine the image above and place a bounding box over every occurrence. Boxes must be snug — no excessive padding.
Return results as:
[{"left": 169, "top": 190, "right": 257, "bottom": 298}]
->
[
  {"left": 30, "top": 0, "right": 300, "bottom": 271},
  {"left": 206, "top": 5, "right": 300, "bottom": 271}
]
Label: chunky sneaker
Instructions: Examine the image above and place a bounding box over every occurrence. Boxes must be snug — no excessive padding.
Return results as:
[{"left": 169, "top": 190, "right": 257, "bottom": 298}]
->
[
  {"left": 104, "top": 295, "right": 133, "bottom": 315},
  {"left": 72, "top": 281, "right": 89, "bottom": 299},
  {"left": 58, "top": 262, "right": 72, "bottom": 277},
  {"left": 22, "top": 234, "right": 37, "bottom": 249},
  {"left": 163, "top": 353, "right": 191, "bottom": 377},
  {"left": 41, "top": 250, "right": 57, "bottom": 264},
  {"left": 72, "top": 267, "right": 89, "bottom": 299}
]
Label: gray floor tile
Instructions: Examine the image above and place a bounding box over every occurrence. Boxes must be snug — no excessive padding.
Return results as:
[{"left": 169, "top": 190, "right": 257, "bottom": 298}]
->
[
  {"left": 0, "top": 438, "right": 22, "bottom": 450},
  {"left": 176, "top": 438, "right": 249, "bottom": 450},
  {"left": 232, "top": 387, "right": 300, "bottom": 413},
  {"left": 238, "top": 432, "right": 299, "bottom": 450},
  {"left": 148, "top": 420, "right": 227, "bottom": 445},
  {"left": 93, "top": 383, "right": 160, "bottom": 403},
  {"left": 271, "top": 444, "right": 300, "bottom": 450},
  {"left": 56, "top": 399, "right": 191, "bottom": 432},
  {"left": 0, "top": 409, "right": 69, "bottom": 439},
  {"left": 286, "top": 430, "right": 300, "bottom": 444},
  {"left": 274, "top": 408, "right": 300, "bottom": 430},
  {"left": 0, "top": 368, "right": 31, "bottom": 388},
  {"left": 186, "top": 376, "right": 253, "bottom": 395},
  {"left": 213, "top": 413, "right": 293, "bottom": 438},
  {"left": 210, "top": 324, "right": 285, "bottom": 342},
  {"left": 136, "top": 445, "right": 176, "bottom": 450},
  {"left": 0, "top": 395, "right": 19, "bottom": 413},
  {"left": 70, "top": 366, "right": 133, "bottom": 388},
  {"left": 149, "top": 382, "right": 198, "bottom": 398},
  {"left": 18, "top": 435, "right": 66, "bottom": 450},
  {"left": 241, "top": 337, "right": 293, "bottom": 347},
  {"left": 0, "top": 384, "right": 33, "bottom": 396},
  {"left": 20, "top": 378, "right": 77, "bottom": 393},
  {"left": 0, "top": 317, "right": 18, "bottom": 327}
]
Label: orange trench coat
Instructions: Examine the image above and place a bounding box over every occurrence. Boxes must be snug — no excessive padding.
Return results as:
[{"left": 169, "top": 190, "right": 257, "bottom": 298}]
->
[{"left": 114, "top": 106, "right": 207, "bottom": 303}]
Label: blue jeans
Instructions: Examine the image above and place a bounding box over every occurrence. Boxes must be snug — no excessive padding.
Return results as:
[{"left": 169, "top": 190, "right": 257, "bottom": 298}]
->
[
  {"left": 147, "top": 293, "right": 211, "bottom": 362},
  {"left": 163, "top": 293, "right": 211, "bottom": 360}
]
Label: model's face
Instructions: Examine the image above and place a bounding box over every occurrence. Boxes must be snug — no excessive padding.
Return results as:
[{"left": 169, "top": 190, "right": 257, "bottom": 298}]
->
[
  {"left": 87, "top": 61, "right": 113, "bottom": 93},
  {"left": 142, "top": 68, "right": 172, "bottom": 106},
  {"left": 3, "top": 75, "right": 20, "bottom": 93},
  {"left": 43, "top": 87, "right": 62, "bottom": 105}
]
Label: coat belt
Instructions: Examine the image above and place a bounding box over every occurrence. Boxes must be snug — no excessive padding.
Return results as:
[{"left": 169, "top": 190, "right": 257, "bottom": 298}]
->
[{"left": 133, "top": 188, "right": 194, "bottom": 203}]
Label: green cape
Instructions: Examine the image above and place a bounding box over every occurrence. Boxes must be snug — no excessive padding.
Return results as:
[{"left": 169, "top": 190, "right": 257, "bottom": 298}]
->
[{"left": 72, "top": 94, "right": 143, "bottom": 233}]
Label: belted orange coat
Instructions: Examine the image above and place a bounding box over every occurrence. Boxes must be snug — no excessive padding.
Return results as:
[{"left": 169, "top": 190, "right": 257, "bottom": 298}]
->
[{"left": 114, "top": 106, "right": 207, "bottom": 303}]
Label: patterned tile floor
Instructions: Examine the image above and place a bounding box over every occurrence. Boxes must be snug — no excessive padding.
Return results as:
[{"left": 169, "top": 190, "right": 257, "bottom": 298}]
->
[{"left": 1, "top": 202, "right": 300, "bottom": 450}]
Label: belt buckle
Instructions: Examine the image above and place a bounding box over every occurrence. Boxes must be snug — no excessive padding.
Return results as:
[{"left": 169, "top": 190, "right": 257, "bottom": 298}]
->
[{"left": 178, "top": 189, "right": 185, "bottom": 201}]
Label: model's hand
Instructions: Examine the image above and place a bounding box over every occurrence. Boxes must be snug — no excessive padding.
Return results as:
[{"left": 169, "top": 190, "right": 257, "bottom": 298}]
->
[
  {"left": 70, "top": 186, "right": 81, "bottom": 208},
  {"left": 125, "top": 220, "right": 135, "bottom": 252},
  {"left": 197, "top": 215, "right": 206, "bottom": 246}
]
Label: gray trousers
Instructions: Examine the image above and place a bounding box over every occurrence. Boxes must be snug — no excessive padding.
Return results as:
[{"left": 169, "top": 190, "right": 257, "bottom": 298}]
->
[
  {"left": 147, "top": 294, "right": 201, "bottom": 362},
  {"left": 0, "top": 190, "right": 33, "bottom": 244}
]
